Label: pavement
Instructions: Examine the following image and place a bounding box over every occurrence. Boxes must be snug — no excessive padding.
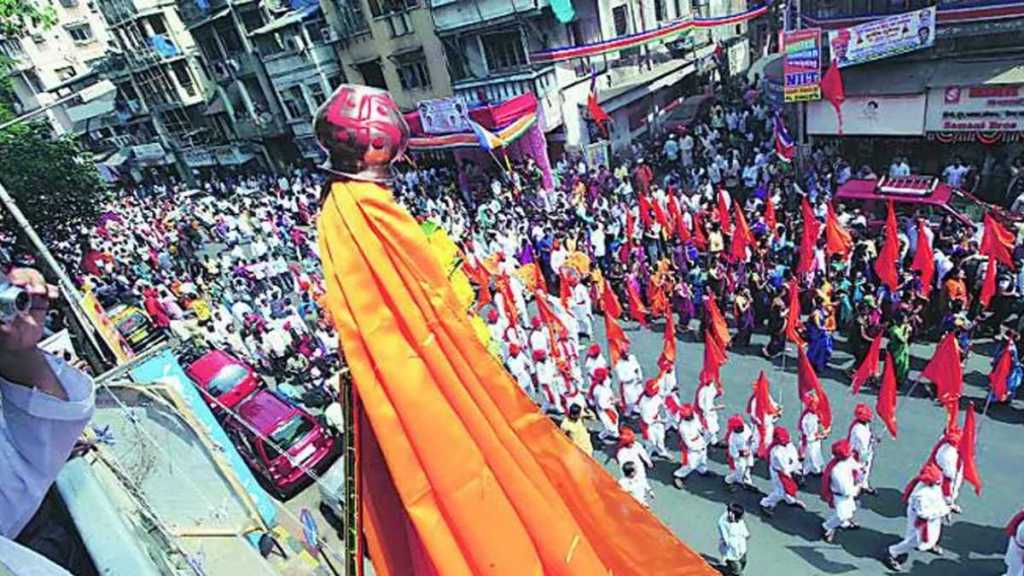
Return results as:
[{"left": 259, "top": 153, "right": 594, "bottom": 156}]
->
[{"left": 579, "top": 316, "right": 1020, "bottom": 575}]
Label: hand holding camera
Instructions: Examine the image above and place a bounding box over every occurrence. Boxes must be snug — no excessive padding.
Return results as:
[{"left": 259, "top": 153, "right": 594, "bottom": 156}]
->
[{"left": 0, "top": 268, "right": 65, "bottom": 399}]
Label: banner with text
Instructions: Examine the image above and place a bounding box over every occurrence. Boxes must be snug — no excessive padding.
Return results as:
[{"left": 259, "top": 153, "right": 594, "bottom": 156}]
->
[
  {"left": 925, "top": 84, "right": 1024, "bottom": 132},
  {"left": 783, "top": 29, "right": 822, "bottom": 103},
  {"left": 828, "top": 7, "right": 935, "bottom": 69}
]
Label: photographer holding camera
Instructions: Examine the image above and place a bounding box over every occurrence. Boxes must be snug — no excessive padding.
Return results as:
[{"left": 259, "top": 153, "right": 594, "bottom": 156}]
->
[{"left": 0, "top": 268, "right": 95, "bottom": 575}]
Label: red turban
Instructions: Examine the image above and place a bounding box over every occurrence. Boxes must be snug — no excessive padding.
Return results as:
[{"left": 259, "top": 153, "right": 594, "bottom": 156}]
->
[{"left": 854, "top": 403, "right": 873, "bottom": 423}]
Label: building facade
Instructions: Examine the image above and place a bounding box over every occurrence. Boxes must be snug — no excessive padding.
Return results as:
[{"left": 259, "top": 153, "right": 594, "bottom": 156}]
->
[{"left": 319, "top": 0, "right": 452, "bottom": 112}]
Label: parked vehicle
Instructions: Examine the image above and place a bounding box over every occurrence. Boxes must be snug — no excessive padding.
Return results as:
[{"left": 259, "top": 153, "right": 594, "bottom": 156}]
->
[
  {"left": 108, "top": 304, "right": 167, "bottom": 353},
  {"left": 184, "top": 349, "right": 262, "bottom": 410},
  {"left": 227, "top": 390, "right": 340, "bottom": 499}
]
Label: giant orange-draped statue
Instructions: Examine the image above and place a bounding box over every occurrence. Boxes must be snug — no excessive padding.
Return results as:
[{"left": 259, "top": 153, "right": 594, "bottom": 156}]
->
[{"left": 315, "top": 84, "right": 715, "bottom": 576}]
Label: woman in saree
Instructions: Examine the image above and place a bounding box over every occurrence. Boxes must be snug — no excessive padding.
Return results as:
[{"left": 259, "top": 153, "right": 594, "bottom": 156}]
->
[{"left": 805, "top": 294, "right": 834, "bottom": 373}]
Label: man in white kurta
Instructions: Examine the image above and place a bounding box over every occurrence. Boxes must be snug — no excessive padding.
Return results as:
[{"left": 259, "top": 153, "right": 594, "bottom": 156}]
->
[
  {"left": 616, "top": 427, "right": 653, "bottom": 484},
  {"left": 533, "top": 349, "right": 559, "bottom": 413},
  {"left": 656, "top": 356, "right": 678, "bottom": 398},
  {"left": 571, "top": 279, "right": 593, "bottom": 340},
  {"left": 886, "top": 463, "right": 951, "bottom": 569},
  {"left": 528, "top": 316, "right": 549, "bottom": 355},
  {"left": 638, "top": 380, "right": 670, "bottom": 459},
  {"left": 673, "top": 404, "right": 709, "bottom": 485},
  {"left": 800, "top": 395, "right": 826, "bottom": 476},
  {"left": 760, "top": 427, "right": 806, "bottom": 513},
  {"left": 724, "top": 415, "right": 755, "bottom": 491},
  {"left": 615, "top": 351, "right": 644, "bottom": 418},
  {"left": 848, "top": 403, "right": 878, "bottom": 494},
  {"left": 583, "top": 344, "right": 608, "bottom": 394},
  {"left": 591, "top": 367, "right": 619, "bottom": 443},
  {"left": 505, "top": 343, "right": 534, "bottom": 395},
  {"left": 821, "top": 440, "right": 861, "bottom": 543},
  {"left": 931, "top": 427, "right": 965, "bottom": 513},
  {"left": 695, "top": 379, "right": 722, "bottom": 446}
]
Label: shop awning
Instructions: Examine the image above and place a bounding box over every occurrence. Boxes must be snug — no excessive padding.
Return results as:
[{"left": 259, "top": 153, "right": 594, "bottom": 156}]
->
[
  {"left": 836, "top": 60, "right": 934, "bottom": 96},
  {"left": 927, "top": 58, "right": 1024, "bottom": 88}
]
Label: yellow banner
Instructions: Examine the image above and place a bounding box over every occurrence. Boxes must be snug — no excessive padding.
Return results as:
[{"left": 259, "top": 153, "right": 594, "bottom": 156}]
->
[{"left": 80, "top": 285, "right": 135, "bottom": 365}]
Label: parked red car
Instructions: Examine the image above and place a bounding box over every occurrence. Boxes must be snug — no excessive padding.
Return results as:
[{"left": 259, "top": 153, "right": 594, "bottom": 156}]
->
[
  {"left": 228, "top": 390, "right": 339, "bottom": 499},
  {"left": 185, "top": 349, "right": 261, "bottom": 410}
]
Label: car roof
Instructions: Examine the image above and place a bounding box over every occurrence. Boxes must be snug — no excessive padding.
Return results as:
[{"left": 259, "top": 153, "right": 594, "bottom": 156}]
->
[
  {"left": 236, "top": 391, "right": 298, "bottom": 434},
  {"left": 187, "top": 349, "right": 244, "bottom": 383},
  {"left": 835, "top": 177, "right": 953, "bottom": 206}
]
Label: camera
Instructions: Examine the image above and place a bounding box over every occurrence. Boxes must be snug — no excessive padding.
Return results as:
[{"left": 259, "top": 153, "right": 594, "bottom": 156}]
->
[{"left": 0, "top": 281, "right": 30, "bottom": 323}]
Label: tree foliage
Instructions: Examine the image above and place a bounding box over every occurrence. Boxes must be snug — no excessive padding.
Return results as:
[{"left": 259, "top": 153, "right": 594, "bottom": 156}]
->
[
  {"left": 0, "top": 0, "right": 55, "bottom": 37},
  {"left": 0, "top": 121, "right": 106, "bottom": 245}
]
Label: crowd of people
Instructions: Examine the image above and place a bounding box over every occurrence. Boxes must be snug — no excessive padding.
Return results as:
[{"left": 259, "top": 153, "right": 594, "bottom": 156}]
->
[{"left": 390, "top": 77, "right": 1024, "bottom": 574}]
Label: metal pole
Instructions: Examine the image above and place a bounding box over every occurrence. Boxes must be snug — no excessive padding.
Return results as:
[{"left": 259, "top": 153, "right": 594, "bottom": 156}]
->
[{"left": 0, "top": 180, "right": 109, "bottom": 364}]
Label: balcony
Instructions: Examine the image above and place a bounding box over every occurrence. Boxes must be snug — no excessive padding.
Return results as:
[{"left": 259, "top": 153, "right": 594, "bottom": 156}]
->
[
  {"left": 453, "top": 66, "right": 561, "bottom": 130},
  {"left": 207, "top": 51, "right": 260, "bottom": 82},
  {"left": 431, "top": 0, "right": 549, "bottom": 33},
  {"left": 262, "top": 45, "right": 338, "bottom": 82},
  {"left": 233, "top": 114, "right": 288, "bottom": 140}
]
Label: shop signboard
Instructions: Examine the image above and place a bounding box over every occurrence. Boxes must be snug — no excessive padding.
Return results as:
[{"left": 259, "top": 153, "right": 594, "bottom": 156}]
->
[
  {"left": 182, "top": 148, "right": 216, "bottom": 167},
  {"left": 783, "top": 29, "right": 821, "bottom": 103},
  {"left": 828, "top": 7, "right": 935, "bottom": 69},
  {"left": 925, "top": 84, "right": 1024, "bottom": 132},
  {"left": 585, "top": 141, "right": 610, "bottom": 169},
  {"left": 131, "top": 142, "right": 166, "bottom": 164},
  {"left": 808, "top": 94, "right": 926, "bottom": 136},
  {"left": 417, "top": 97, "right": 471, "bottom": 135}
]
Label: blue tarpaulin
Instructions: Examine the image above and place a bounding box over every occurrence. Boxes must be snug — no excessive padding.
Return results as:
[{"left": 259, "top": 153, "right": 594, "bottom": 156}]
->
[{"left": 149, "top": 34, "right": 179, "bottom": 58}]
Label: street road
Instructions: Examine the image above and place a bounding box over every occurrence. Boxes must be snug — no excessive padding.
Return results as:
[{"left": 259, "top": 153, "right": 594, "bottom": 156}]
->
[{"left": 585, "top": 318, "right": 1019, "bottom": 575}]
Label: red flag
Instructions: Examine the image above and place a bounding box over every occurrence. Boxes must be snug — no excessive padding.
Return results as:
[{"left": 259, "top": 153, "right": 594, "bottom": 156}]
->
[
  {"left": 535, "top": 291, "right": 567, "bottom": 342},
  {"left": 692, "top": 211, "right": 708, "bottom": 250},
  {"left": 700, "top": 331, "right": 728, "bottom": 391},
  {"left": 980, "top": 260, "right": 998, "bottom": 310},
  {"left": 653, "top": 200, "right": 671, "bottom": 238},
  {"left": 662, "top": 309, "right": 677, "bottom": 365},
  {"left": 797, "top": 346, "right": 832, "bottom": 430},
  {"left": 600, "top": 280, "right": 622, "bottom": 319},
  {"left": 558, "top": 268, "right": 572, "bottom": 311},
  {"left": 797, "top": 198, "right": 820, "bottom": 275},
  {"left": 910, "top": 221, "right": 935, "bottom": 298},
  {"left": 604, "top": 313, "right": 629, "bottom": 367},
  {"left": 705, "top": 296, "right": 731, "bottom": 348},
  {"left": 716, "top": 191, "right": 732, "bottom": 236},
  {"left": 625, "top": 210, "right": 636, "bottom": 244},
  {"left": 668, "top": 195, "right": 690, "bottom": 242},
  {"left": 730, "top": 202, "right": 754, "bottom": 262},
  {"left": 921, "top": 332, "right": 964, "bottom": 417},
  {"left": 820, "top": 61, "right": 845, "bottom": 134},
  {"left": 989, "top": 343, "right": 1013, "bottom": 402},
  {"left": 496, "top": 274, "right": 519, "bottom": 328},
  {"left": 464, "top": 259, "right": 493, "bottom": 312},
  {"left": 626, "top": 281, "right": 647, "bottom": 327},
  {"left": 850, "top": 334, "right": 882, "bottom": 395},
  {"left": 764, "top": 198, "right": 777, "bottom": 235},
  {"left": 877, "top": 351, "right": 898, "bottom": 438},
  {"left": 785, "top": 279, "right": 804, "bottom": 347},
  {"left": 587, "top": 92, "right": 610, "bottom": 133},
  {"left": 981, "top": 212, "right": 1015, "bottom": 269},
  {"left": 824, "top": 202, "right": 852, "bottom": 257},
  {"left": 959, "top": 404, "right": 982, "bottom": 495},
  {"left": 874, "top": 200, "right": 900, "bottom": 291},
  {"left": 638, "top": 195, "right": 654, "bottom": 229},
  {"left": 752, "top": 371, "right": 773, "bottom": 458}
]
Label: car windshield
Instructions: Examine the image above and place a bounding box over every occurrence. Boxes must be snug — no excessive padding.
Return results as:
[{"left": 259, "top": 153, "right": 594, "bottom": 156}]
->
[
  {"left": 268, "top": 414, "right": 314, "bottom": 452},
  {"left": 208, "top": 364, "right": 248, "bottom": 396}
]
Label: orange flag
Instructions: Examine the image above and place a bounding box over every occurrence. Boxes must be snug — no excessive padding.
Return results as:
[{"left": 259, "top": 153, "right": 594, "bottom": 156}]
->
[
  {"left": 874, "top": 200, "right": 900, "bottom": 291},
  {"left": 705, "top": 296, "right": 731, "bottom": 349},
  {"left": 653, "top": 200, "right": 672, "bottom": 238},
  {"left": 797, "top": 198, "right": 820, "bottom": 275},
  {"left": 692, "top": 211, "right": 708, "bottom": 250},
  {"left": 751, "top": 371, "right": 774, "bottom": 458},
  {"left": 466, "top": 260, "right": 493, "bottom": 312},
  {"left": 824, "top": 202, "right": 852, "bottom": 257},
  {"left": 980, "top": 259, "right": 998, "bottom": 309},
  {"left": 626, "top": 281, "right": 648, "bottom": 327},
  {"left": 851, "top": 334, "right": 882, "bottom": 394},
  {"left": 558, "top": 268, "right": 573, "bottom": 311},
  {"left": 797, "top": 346, "right": 832, "bottom": 429},
  {"left": 533, "top": 261, "right": 549, "bottom": 294},
  {"left": 662, "top": 309, "right": 677, "bottom": 365},
  {"left": 496, "top": 274, "right": 520, "bottom": 328},
  {"left": 959, "top": 404, "right": 982, "bottom": 495},
  {"left": 981, "top": 212, "right": 1015, "bottom": 269},
  {"left": 764, "top": 198, "right": 777, "bottom": 235},
  {"left": 717, "top": 190, "right": 732, "bottom": 236},
  {"left": 910, "top": 221, "right": 935, "bottom": 298},
  {"left": 922, "top": 332, "right": 964, "bottom": 419},
  {"left": 601, "top": 280, "right": 622, "bottom": 319},
  {"left": 785, "top": 279, "right": 804, "bottom": 347},
  {"left": 318, "top": 180, "right": 712, "bottom": 575},
  {"left": 667, "top": 195, "right": 685, "bottom": 240},
  {"left": 638, "top": 194, "right": 654, "bottom": 229},
  {"left": 989, "top": 342, "right": 1013, "bottom": 402},
  {"left": 730, "top": 202, "right": 754, "bottom": 262},
  {"left": 605, "top": 312, "right": 630, "bottom": 367},
  {"left": 536, "top": 290, "right": 568, "bottom": 345},
  {"left": 877, "top": 351, "right": 898, "bottom": 438},
  {"left": 700, "top": 330, "right": 727, "bottom": 390}
]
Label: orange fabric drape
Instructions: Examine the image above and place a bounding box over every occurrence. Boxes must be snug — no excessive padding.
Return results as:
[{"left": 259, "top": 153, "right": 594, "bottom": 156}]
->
[{"left": 319, "top": 180, "right": 713, "bottom": 576}]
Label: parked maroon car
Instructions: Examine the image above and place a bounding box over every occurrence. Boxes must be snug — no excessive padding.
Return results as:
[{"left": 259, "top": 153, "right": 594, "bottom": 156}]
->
[{"left": 185, "top": 349, "right": 261, "bottom": 410}]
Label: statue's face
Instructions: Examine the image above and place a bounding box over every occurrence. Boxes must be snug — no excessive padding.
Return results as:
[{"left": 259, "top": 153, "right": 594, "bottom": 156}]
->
[{"left": 314, "top": 85, "right": 410, "bottom": 181}]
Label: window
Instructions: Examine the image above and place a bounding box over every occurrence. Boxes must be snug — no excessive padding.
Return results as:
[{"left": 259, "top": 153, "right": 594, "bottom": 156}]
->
[
  {"left": 306, "top": 21, "right": 328, "bottom": 44},
  {"left": 24, "top": 70, "right": 45, "bottom": 93},
  {"left": 0, "top": 38, "right": 25, "bottom": 59},
  {"left": 356, "top": 60, "right": 387, "bottom": 89},
  {"left": 67, "top": 23, "right": 93, "bottom": 43},
  {"left": 172, "top": 61, "right": 196, "bottom": 96},
  {"left": 367, "top": 0, "right": 418, "bottom": 17},
  {"left": 309, "top": 83, "right": 326, "bottom": 107},
  {"left": 396, "top": 53, "right": 430, "bottom": 90},
  {"left": 327, "top": 74, "right": 344, "bottom": 89},
  {"left": 59, "top": 0, "right": 78, "bottom": 7},
  {"left": 281, "top": 86, "right": 307, "bottom": 119},
  {"left": 55, "top": 66, "right": 76, "bottom": 81},
  {"left": 654, "top": 0, "right": 666, "bottom": 21},
  {"left": 481, "top": 31, "right": 527, "bottom": 73},
  {"left": 443, "top": 40, "right": 468, "bottom": 81},
  {"left": 240, "top": 9, "right": 264, "bottom": 33},
  {"left": 386, "top": 11, "right": 413, "bottom": 37},
  {"left": 613, "top": 6, "right": 629, "bottom": 36}
]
